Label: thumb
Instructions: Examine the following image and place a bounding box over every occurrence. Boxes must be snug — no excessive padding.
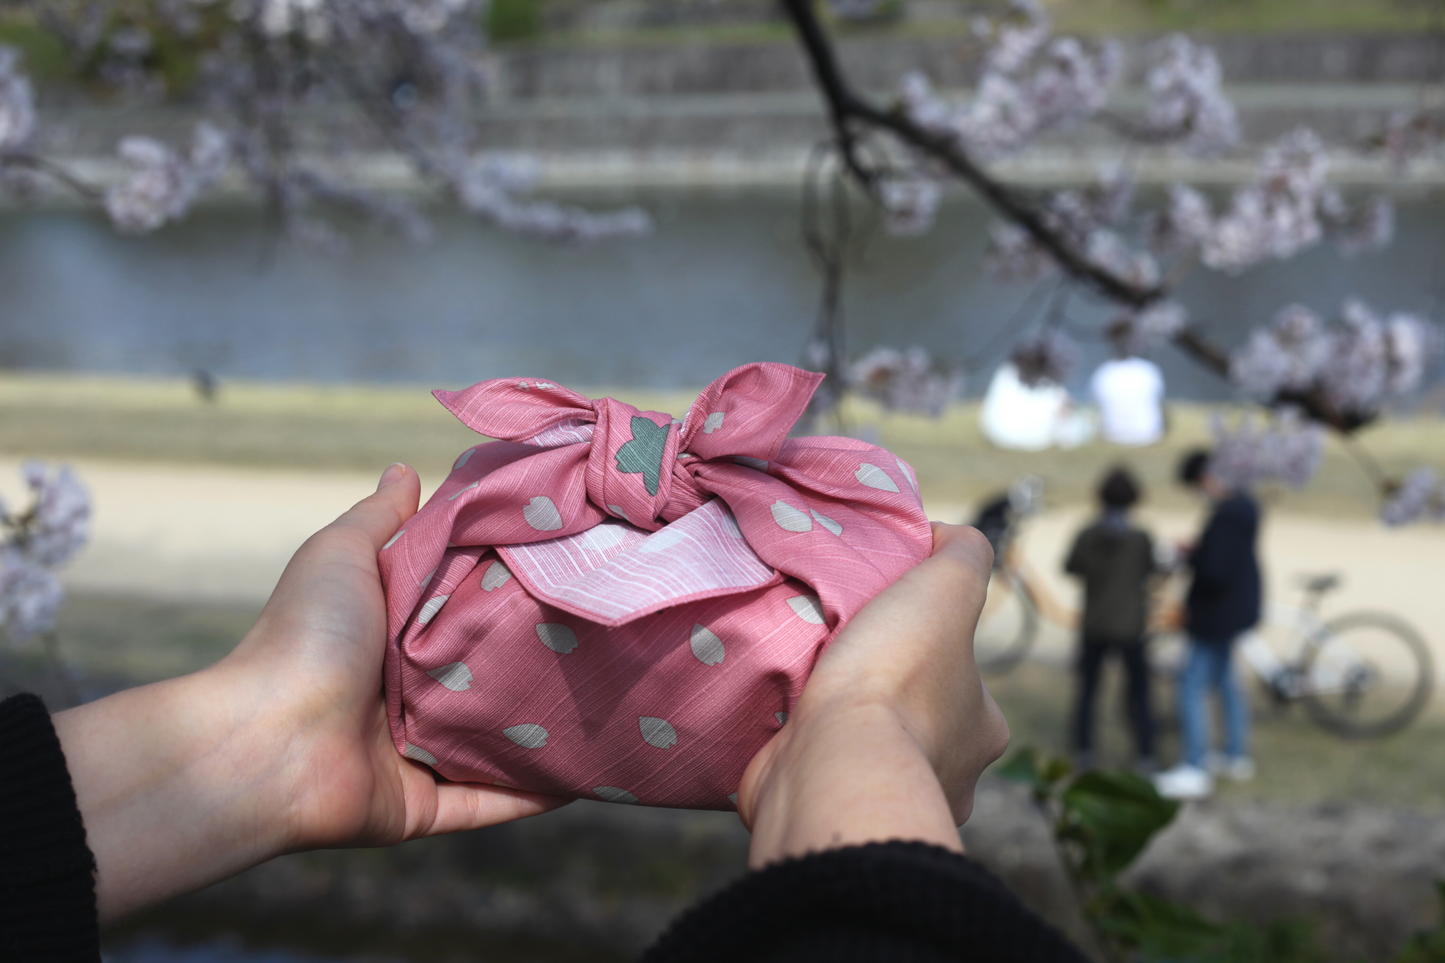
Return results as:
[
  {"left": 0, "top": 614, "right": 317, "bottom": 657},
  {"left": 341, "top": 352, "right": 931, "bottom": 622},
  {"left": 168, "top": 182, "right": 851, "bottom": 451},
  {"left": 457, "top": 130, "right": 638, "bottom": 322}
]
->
[{"left": 332, "top": 463, "right": 423, "bottom": 551}]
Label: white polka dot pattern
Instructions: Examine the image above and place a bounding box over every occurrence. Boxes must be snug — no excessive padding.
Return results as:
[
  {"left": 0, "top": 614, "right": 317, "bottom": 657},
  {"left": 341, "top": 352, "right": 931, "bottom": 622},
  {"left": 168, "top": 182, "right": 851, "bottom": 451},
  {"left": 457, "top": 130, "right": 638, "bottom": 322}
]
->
[
  {"left": 535, "top": 622, "right": 579, "bottom": 654},
  {"left": 639, "top": 716, "right": 678, "bottom": 749},
  {"left": 502, "top": 724, "right": 550, "bottom": 748}
]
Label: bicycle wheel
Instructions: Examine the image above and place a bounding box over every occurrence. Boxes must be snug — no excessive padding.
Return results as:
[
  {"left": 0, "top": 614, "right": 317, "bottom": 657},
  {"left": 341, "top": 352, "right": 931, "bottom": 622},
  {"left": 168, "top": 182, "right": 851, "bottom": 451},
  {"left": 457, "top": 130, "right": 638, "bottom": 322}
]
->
[
  {"left": 1300, "top": 611, "right": 1434, "bottom": 738},
  {"left": 975, "top": 567, "right": 1038, "bottom": 674}
]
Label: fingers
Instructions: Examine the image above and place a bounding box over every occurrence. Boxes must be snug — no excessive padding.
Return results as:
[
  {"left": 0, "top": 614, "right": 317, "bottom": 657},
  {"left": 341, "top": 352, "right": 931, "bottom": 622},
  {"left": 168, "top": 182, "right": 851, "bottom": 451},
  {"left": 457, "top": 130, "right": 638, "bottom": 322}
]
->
[
  {"left": 330, "top": 463, "right": 423, "bottom": 552},
  {"left": 426, "top": 783, "right": 574, "bottom": 837}
]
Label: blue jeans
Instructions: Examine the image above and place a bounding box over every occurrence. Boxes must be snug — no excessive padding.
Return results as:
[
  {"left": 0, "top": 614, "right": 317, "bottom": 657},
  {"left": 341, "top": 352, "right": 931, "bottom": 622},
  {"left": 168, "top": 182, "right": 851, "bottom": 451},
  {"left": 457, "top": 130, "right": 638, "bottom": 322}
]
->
[{"left": 1178, "top": 636, "right": 1250, "bottom": 767}]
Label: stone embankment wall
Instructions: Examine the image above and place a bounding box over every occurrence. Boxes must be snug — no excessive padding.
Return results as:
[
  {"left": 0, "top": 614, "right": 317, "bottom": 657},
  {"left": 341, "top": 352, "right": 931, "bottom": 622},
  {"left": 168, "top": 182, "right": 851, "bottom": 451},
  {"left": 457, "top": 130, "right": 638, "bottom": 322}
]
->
[
  {"left": 29, "top": 34, "right": 1445, "bottom": 189},
  {"left": 128, "top": 781, "right": 1444, "bottom": 962}
]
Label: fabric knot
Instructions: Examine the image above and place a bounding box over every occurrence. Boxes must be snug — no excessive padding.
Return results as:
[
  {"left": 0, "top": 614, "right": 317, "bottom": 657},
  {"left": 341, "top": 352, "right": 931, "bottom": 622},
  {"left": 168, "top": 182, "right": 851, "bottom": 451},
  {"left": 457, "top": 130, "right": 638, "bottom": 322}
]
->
[{"left": 433, "top": 363, "right": 826, "bottom": 532}]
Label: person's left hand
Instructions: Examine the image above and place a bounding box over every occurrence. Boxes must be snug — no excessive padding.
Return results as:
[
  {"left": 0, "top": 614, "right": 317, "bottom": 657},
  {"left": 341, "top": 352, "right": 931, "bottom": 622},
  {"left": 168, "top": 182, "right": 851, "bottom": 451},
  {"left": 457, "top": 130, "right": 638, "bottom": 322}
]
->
[{"left": 56, "top": 464, "right": 570, "bottom": 923}]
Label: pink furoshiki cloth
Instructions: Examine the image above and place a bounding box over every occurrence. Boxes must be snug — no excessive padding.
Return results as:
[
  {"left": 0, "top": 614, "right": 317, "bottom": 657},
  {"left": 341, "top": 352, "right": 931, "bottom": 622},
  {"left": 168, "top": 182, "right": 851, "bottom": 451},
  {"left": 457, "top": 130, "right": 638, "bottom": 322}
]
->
[{"left": 380, "top": 363, "right": 932, "bottom": 811}]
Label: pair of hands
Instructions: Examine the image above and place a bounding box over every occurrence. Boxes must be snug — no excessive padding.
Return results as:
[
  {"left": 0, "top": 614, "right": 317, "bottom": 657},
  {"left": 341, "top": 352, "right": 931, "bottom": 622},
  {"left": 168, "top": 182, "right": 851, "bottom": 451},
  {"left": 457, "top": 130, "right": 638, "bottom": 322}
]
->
[{"left": 54, "top": 463, "right": 1007, "bottom": 922}]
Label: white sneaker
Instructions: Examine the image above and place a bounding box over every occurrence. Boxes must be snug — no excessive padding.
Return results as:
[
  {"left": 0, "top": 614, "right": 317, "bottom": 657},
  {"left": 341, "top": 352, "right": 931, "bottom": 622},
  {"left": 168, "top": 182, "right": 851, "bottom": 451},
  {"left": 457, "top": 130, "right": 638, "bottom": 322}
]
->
[{"left": 1153, "top": 764, "right": 1215, "bottom": 801}]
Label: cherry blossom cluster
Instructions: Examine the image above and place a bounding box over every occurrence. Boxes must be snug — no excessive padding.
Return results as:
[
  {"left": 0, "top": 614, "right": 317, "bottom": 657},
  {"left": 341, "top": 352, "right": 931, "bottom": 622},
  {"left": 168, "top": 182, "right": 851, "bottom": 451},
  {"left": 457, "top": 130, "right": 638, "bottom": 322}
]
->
[
  {"left": 897, "top": 1, "right": 1121, "bottom": 161},
  {"left": 1207, "top": 410, "right": 1325, "bottom": 492},
  {"left": 1231, "top": 300, "right": 1443, "bottom": 414},
  {"left": 1, "top": 463, "right": 91, "bottom": 645},
  {"left": 1010, "top": 327, "right": 1079, "bottom": 387},
  {"left": 1111, "top": 300, "right": 1188, "bottom": 356},
  {"left": 3, "top": 1, "right": 650, "bottom": 243},
  {"left": 1188, "top": 129, "right": 1396, "bottom": 272},
  {"left": 1140, "top": 35, "right": 1238, "bottom": 154},
  {"left": 105, "top": 124, "right": 230, "bottom": 234},
  {"left": 848, "top": 346, "right": 964, "bottom": 417},
  {"left": 0, "top": 45, "right": 36, "bottom": 153},
  {"left": 1380, "top": 468, "right": 1445, "bottom": 527},
  {"left": 879, "top": 178, "right": 944, "bottom": 237}
]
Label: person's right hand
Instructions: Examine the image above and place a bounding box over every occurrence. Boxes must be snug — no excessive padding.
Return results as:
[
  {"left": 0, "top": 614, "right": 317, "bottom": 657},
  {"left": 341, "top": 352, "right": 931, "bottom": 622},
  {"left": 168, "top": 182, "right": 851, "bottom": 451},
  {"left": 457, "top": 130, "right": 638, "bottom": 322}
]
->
[{"left": 735, "top": 523, "right": 1009, "bottom": 868}]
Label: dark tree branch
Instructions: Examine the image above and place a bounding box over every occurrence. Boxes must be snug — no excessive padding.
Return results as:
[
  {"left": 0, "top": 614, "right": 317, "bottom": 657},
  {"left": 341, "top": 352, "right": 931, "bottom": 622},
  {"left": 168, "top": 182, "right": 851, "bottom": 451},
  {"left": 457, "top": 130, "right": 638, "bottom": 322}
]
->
[
  {"left": 0, "top": 152, "right": 105, "bottom": 201},
  {"left": 778, "top": 0, "right": 1374, "bottom": 436}
]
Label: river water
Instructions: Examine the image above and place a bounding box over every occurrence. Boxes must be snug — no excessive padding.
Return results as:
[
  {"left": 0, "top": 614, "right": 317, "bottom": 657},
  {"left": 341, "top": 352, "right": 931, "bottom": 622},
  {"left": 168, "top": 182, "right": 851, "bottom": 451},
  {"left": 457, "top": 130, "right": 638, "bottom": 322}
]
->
[
  {"left": 3, "top": 186, "right": 1443, "bottom": 399},
  {"left": 9, "top": 184, "right": 1445, "bottom": 963}
]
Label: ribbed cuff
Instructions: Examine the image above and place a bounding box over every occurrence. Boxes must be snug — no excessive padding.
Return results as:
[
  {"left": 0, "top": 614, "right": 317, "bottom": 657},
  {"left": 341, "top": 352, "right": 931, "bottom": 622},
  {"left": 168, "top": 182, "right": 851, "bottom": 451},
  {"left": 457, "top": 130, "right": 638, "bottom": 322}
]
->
[
  {"left": 640, "top": 840, "right": 1087, "bottom": 963},
  {"left": 0, "top": 693, "right": 100, "bottom": 961}
]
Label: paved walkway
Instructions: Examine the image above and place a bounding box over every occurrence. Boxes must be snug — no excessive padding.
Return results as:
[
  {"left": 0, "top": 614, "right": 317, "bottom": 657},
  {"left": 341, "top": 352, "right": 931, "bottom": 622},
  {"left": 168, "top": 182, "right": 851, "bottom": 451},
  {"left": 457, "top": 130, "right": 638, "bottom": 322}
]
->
[{"left": 8, "top": 456, "right": 1444, "bottom": 670}]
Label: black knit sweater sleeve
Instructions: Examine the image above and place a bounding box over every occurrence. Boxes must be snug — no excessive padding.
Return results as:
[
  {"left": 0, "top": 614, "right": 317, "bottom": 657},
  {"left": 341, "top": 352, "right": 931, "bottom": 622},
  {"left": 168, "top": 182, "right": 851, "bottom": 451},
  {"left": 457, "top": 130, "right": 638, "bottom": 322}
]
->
[
  {"left": 639, "top": 840, "right": 1090, "bottom": 963},
  {"left": 0, "top": 693, "right": 101, "bottom": 962}
]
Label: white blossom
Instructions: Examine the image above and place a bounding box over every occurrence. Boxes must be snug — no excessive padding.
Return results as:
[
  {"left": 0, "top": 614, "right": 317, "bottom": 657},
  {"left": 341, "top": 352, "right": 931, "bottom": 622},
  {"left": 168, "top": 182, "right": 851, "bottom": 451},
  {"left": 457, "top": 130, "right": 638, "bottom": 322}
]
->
[
  {"left": 1010, "top": 328, "right": 1078, "bottom": 387},
  {"left": 895, "top": 8, "right": 1119, "bottom": 161},
  {"left": 1329, "top": 195, "right": 1395, "bottom": 258},
  {"left": 849, "top": 346, "right": 964, "bottom": 417},
  {"left": 1113, "top": 300, "right": 1188, "bottom": 355},
  {"left": 1230, "top": 303, "right": 1330, "bottom": 399},
  {"left": 1202, "top": 128, "right": 1331, "bottom": 273},
  {"left": 1142, "top": 35, "right": 1238, "bottom": 154},
  {"left": 1380, "top": 468, "right": 1444, "bottom": 527},
  {"left": 985, "top": 222, "right": 1054, "bottom": 281},
  {"left": 451, "top": 154, "right": 651, "bottom": 242},
  {"left": 1209, "top": 410, "right": 1324, "bottom": 491},
  {"left": 0, "top": 554, "right": 64, "bottom": 644},
  {"left": 0, "top": 462, "right": 92, "bottom": 645},
  {"left": 879, "top": 178, "right": 942, "bottom": 236},
  {"left": 0, "top": 45, "right": 37, "bottom": 152},
  {"left": 105, "top": 123, "right": 231, "bottom": 234},
  {"left": 1150, "top": 183, "right": 1213, "bottom": 253},
  {"left": 22, "top": 462, "right": 91, "bottom": 568},
  {"left": 981, "top": 0, "right": 1051, "bottom": 76}
]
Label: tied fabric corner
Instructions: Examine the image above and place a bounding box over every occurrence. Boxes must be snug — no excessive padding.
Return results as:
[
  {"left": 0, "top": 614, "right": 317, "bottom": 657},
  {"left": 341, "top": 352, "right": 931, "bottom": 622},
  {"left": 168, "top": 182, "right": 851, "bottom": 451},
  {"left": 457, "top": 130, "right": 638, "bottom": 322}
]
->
[{"left": 379, "top": 362, "right": 932, "bottom": 811}]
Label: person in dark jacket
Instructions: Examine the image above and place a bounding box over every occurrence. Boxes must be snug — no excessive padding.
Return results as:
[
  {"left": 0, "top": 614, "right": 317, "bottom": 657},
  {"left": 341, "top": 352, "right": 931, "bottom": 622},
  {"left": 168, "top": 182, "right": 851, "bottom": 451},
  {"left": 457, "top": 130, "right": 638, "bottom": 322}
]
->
[
  {"left": 1, "top": 463, "right": 1091, "bottom": 963},
  {"left": 1154, "top": 449, "right": 1262, "bottom": 801},
  {"left": 1064, "top": 466, "right": 1158, "bottom": 772}
]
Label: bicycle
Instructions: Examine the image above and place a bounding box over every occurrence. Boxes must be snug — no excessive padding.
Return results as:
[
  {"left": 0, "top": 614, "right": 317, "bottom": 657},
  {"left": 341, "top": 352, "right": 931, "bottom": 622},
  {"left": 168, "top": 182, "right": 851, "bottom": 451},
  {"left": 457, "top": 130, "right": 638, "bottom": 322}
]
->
[
  {"left": 1154, "top": 572, "right": 1435, "bottom": 739},
  {"left": 971, "top": 476, "right": 1073, "bottom": 673}
]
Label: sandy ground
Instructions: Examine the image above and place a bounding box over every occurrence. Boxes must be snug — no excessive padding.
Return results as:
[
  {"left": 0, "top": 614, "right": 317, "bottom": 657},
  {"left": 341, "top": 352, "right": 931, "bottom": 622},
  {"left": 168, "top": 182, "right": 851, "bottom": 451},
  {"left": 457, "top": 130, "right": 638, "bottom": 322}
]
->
[{"left": 8, "top": 455, "right": 1443, "bottom": 673}]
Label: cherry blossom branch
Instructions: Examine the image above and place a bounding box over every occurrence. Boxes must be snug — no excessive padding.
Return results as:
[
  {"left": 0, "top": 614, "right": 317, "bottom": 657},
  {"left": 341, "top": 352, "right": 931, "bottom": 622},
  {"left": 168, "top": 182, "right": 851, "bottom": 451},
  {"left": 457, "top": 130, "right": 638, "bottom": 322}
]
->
[
  {"left": 778, "top": 0, "right": 1377, "bottom": 435},
  {"left": 0, "top": 151, "right": 104, "bottom": 201}
]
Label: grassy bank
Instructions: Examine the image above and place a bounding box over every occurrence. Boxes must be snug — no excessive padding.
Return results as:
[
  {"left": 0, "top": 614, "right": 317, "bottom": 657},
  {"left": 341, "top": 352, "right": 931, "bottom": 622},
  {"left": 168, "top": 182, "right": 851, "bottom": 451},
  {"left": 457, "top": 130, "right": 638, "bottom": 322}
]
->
[{"left": 3, "top": 371, "right": 1442, "bottom": 519}]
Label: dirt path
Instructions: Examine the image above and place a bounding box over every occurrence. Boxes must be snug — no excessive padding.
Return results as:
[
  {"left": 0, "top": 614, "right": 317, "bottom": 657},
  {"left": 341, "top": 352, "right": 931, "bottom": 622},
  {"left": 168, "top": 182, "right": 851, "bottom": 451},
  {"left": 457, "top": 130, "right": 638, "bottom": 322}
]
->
[{"left": 10, "top": 457, "right": 1444, "bottom": 670}]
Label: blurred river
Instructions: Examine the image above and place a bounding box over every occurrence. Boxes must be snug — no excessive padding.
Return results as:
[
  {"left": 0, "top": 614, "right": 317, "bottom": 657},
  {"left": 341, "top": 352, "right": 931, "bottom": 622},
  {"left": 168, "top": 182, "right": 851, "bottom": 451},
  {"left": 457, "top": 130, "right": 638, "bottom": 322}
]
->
[{"left": 2, "top": 186, "right": 1443, "bottom": 398}]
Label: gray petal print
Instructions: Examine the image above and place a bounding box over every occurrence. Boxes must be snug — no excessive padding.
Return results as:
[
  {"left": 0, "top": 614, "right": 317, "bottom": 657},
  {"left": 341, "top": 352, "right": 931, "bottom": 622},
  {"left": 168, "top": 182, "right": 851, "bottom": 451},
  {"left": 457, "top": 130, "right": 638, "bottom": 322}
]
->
[
  {"left": 703, "top": 411, "right": 726, "bottom": 434},
  {"left": 690, "top": 624, "right": 726, "bottom": 666},
  {"left": 787, "top": 595, "right": 826, "bottom": 625},
  {"left": 403, "top": 742, "right": 438, "bottom": 765},
  {"left": 810, "top": 510, "right": 843, "bottom": 536},
  {"left": 593, "top": 786, "right": 639, "bottom": 805},
  {"left": 417, "top": 594, "right": 450, "bottom": 625},
  {"left": 771, "top": 499, "right": 813, "bottom": 533},
  {"left": 481, "top": 560, "right": 513, "bottom": 591},
  {"left": 855, "top": 463, "right": 900, "bottom": 493},
  {"left": 523, "top": 495, "right": 564, "bottom": 531},
  {"left": 426, "top": 661, "right": 473, "bottom": 692},
  {"left": 535, "top": 622, "right": 579, "bottom": 654},
  {"left": 775, "top": 711, "right": 789, "bottom": 726},
  {"left": 502, "top": 724, "right": 549, "bottom": 749},
  {"left": 639, "top": 716, "right": 678, "bottom": 749}
]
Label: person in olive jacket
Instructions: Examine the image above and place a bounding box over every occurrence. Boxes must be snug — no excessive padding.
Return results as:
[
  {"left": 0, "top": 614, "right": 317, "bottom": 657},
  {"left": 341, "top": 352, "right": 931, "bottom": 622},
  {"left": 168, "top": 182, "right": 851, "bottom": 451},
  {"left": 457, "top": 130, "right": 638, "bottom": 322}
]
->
[
  {"left": 1064, "top": 466, "right": 1158, "bottom": 773},
  {"left": 1153, "top": 449, "right": 1262, "bottom": 801}
]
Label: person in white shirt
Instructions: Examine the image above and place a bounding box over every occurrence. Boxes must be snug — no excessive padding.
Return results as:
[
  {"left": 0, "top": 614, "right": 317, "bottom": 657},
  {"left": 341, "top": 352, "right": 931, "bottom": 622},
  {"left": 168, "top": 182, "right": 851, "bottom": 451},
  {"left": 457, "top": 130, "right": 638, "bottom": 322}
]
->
[
  {"left": 1089, "top": 352, "right": 1165, "bottom": 446},
  {"left": 979, "top": 362, "right": 1096, "bottom": 451}
]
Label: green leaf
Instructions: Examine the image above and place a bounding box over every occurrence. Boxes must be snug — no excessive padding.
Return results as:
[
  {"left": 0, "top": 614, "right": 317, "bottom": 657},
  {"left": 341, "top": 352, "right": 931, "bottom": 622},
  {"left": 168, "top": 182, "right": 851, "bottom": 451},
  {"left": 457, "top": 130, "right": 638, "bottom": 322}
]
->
[
  {"left": 994, "top": 746, "right": 1041, "bottom": 786},
  {"left": 1094, "top": 890, "right": 1225, "bottom": 962},
  {"left": 1061, "top": 770, "right": 1180, "bottom": 878},
  {"left": 1390, "top": 879, "right": 1445, "bottom": 963}
]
